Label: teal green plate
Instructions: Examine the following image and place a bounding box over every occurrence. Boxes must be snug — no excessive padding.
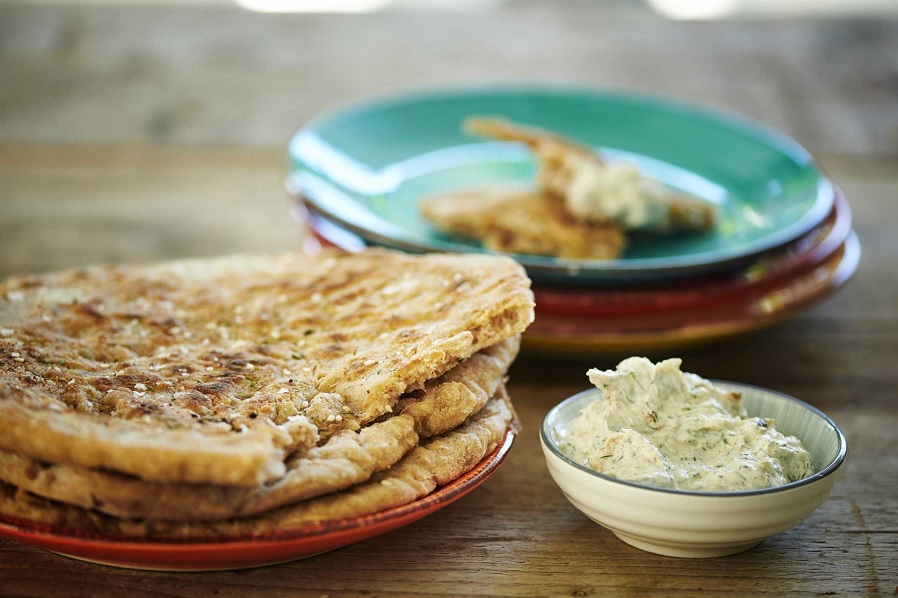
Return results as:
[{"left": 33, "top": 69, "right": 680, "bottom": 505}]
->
[{"left": 287, "top": 86, "right": 834, "bottom": 284}]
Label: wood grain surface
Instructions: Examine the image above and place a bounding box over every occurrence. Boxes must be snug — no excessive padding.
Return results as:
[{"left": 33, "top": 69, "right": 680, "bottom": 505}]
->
[{"left": 0, "top": 2, "right": 896, "bottom": 596}]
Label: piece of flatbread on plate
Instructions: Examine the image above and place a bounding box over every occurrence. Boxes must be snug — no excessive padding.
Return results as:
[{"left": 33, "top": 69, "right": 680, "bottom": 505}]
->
[
  {"left": 420, "top": 189, "right": 625, "bottom": 260},
  {"left": 0, "top": 338, "right": 519, "bottom": 521},
  {"left": 465, "top": 117, "right": 716, "bottom": 234},
  {"left": 0, "top": 250, "right": 534, "bottom": 488}
]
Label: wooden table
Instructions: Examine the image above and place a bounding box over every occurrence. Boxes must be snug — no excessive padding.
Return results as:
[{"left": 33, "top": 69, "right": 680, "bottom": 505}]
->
[{"left": 1, "top": 3, "right": 896, "bottom": 595}]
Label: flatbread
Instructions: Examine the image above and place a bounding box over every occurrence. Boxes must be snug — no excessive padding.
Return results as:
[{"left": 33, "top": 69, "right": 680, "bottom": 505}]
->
[
  {"left": 0, "top": 250, "right": 534, "bottom": 487},
  {"left": 465, "top": 117, "right": 716, "bottom": 233},
  {"left": 465, "top": 116, "right": 602, "bottom": 202},
  {"left": 0, "top": 338, "right": 518, "bottom": 521},
  {"left": 420, "top": 189, "right": 625, "bottom": 260},
  {"left": 0, "top": 387, "right": 516, "bottom": 540}
]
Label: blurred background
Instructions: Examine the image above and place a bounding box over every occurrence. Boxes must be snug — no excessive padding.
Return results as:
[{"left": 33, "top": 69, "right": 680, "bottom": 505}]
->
[{"left": 0, "top": 0, "right": 896, "bottom": 275}]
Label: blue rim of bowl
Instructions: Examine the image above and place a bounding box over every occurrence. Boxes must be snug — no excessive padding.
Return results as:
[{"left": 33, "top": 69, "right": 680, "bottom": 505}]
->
[
  {"left": 287, "top": 84, "right": 835, "bottom": 284},
  {"left": 541, "top": 380, "right": 847, "bottom": 497}
]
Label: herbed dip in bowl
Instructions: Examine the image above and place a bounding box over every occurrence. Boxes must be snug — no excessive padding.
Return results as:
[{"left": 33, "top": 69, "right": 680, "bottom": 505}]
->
[{"left": 541, "top": 357, "right": 847, "bottom": 558}]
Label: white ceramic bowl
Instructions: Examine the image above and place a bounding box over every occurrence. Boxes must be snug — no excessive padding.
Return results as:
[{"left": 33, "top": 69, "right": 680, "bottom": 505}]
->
[{"left": 541, "top": 381, "right": 847, "bottom": 558}]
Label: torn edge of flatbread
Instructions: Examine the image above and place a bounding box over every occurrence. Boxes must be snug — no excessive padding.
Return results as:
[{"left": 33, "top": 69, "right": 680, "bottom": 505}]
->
[
  {"left": 464, "top": 116, "right": 716, "bottom": 234},
  {"left": 420, "top": 189, "right": 625, "bottom": 260}
]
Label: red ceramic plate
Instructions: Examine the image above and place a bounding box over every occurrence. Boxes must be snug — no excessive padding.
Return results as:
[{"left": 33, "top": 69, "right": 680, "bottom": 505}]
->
[
  {"left": 523, "top": 232, "right": 860, "bottom": 355},
  {"left": 0, "top": 431, "right": 514, "bottom": 571},
  {"left": 532, "top": 191, "right": 852, "bottom": 317}
]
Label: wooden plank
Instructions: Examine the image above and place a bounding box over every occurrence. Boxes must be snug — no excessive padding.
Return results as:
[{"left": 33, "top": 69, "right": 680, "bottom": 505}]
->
[
  {"left": 0, "top": 144, "right": 305, "bottom": 276},
  {"left": 1, "top": 5, "right": 897, "bottom": 156}
]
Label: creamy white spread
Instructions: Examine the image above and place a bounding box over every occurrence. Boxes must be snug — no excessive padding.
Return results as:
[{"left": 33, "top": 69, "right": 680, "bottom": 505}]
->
[
  {"left": 560, "top": 357, "right": 814, "bottom": 492},
  {"left": 566, "top": 158, "right": 669, "bottom": 230}
]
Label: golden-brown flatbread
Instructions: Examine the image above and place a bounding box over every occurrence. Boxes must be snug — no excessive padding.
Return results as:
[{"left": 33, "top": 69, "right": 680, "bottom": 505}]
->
[
  {"left": 465, "top": 117, "right": 716, "bottom": 233},
  {"left": 0, "top": 339, "right": 519, "bottom": 521},
  {"left": 465, "top": 117, "right": 602, "bottom": 202},
  {"left": 0, "top": 250, "right": 534, "bottom": 487},
  {"left": 420, "top": 188, "right": 625, "bottom": 260},
  {"left": 0, "top": 387, "right": 516, "bottom": 540}
]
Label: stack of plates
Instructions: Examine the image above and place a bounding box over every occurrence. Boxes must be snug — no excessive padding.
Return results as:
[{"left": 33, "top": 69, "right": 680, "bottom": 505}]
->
[{"left": 287, "top": 87, "right": 860, "bottom": 355}]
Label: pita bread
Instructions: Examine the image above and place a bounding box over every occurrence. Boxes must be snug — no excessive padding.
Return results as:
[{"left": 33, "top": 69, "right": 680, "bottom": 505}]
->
[
  {"left": 0, "top": 250, "right": 534, "bottom": 487},
  {"left": 0, "top": 338, "right": 518, "bottom": 521},
  {"left": 420, "top": 188, "right": 624, "bottom": 260},
  {"left": 0, "top": 387, "right": 515, "bottom": 540}
]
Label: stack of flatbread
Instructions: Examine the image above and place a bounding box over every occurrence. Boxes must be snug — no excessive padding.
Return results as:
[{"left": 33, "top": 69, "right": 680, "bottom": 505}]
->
[{"left": 0, "top": 249, "right": 534, "bottom": 539}]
